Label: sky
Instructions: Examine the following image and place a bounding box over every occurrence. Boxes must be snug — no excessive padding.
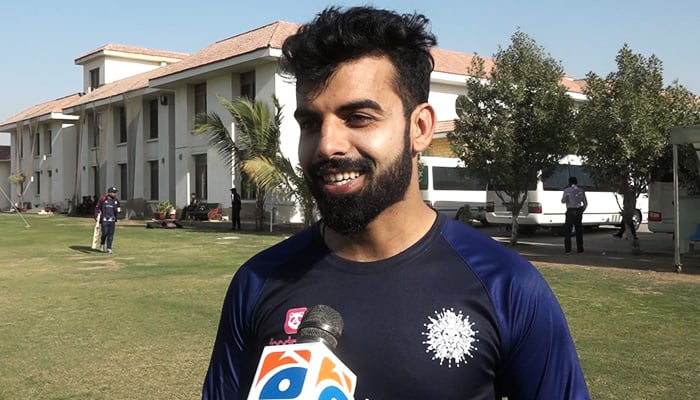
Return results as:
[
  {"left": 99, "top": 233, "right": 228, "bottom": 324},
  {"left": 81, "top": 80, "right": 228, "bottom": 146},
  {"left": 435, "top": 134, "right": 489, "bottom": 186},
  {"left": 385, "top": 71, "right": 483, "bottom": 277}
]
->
[{"left": 1, "top": 0, "right": 698, "bottom": 122}]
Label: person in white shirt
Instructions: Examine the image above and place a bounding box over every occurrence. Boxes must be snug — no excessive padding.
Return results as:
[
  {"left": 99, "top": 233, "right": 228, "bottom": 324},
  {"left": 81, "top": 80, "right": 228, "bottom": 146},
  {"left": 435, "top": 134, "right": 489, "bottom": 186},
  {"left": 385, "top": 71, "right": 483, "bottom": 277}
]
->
[{"left": 561, "top": 176, "right": 588, "bottom": 253}]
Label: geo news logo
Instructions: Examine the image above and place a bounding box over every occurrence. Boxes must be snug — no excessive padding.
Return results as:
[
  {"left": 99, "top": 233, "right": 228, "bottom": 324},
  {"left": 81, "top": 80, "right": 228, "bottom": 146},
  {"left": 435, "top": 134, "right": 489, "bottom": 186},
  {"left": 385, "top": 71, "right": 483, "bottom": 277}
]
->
[{"left": 248, "top": 344, "right": 356, "bottom": 400}]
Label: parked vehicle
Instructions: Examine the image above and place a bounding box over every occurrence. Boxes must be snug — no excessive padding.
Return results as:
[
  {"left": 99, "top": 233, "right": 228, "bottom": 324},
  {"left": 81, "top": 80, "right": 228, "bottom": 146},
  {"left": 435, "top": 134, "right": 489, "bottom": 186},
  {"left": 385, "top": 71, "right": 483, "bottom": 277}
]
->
[
  {"left": 418, "top": 156, "right": 487, "bottom": 223},
  {"left": 485, "top": 155, "right": 648, "bottom": 232},
  {"left": 647, "top": 179, "right": 700, "bottom": 235},
  {"left": 647, "top": 180, "right": 675, "bottom": 234}
]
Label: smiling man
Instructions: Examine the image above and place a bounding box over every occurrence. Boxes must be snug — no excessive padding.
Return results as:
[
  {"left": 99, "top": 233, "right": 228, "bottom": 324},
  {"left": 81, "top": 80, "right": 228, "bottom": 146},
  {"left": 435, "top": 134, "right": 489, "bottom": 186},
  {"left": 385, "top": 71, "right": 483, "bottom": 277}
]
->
[{"left": 202, "top": 6, "right": 590, "bottom": 399}]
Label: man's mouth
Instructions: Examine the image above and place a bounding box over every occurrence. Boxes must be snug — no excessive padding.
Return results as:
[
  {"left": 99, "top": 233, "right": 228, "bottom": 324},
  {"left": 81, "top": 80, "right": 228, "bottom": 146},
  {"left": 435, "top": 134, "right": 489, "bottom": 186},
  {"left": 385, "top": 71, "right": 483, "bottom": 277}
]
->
[{"left": 322, "top": 170, "right": 362, "bottom": 184}]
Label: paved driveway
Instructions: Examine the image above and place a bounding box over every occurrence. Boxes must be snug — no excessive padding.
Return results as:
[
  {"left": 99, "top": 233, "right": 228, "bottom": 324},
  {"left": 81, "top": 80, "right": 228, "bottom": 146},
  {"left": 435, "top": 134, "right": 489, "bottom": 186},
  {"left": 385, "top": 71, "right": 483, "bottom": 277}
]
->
[{"left": 479, "top": 224, "right": 700, "bottom": 275}]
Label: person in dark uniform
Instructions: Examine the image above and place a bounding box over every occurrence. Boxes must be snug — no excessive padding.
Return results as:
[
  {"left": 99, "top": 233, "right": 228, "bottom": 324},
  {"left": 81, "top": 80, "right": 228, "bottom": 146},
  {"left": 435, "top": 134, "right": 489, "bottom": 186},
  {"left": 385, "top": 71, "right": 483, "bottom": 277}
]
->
[
  {"left": 561, "top": 176, "right": 588, "bottom": 253},
  {"left": 97, "top": 186, "right": 120, "bottom": 254},
  {"left": 180, "top": 192, "right": 199, "bottom": 220},
  {"left": 230, "top": 188, "right": 242, "bottom": 230},
  {"left": 202, "top": 6, "right": 590, "bottom": 399}
]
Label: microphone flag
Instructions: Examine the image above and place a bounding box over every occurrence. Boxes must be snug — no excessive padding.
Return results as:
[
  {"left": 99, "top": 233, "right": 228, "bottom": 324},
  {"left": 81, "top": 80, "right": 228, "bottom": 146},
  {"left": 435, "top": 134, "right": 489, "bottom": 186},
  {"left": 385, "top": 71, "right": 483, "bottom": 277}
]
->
[{"left": 246, "top": 341, "right": 356, "bottom": 400}]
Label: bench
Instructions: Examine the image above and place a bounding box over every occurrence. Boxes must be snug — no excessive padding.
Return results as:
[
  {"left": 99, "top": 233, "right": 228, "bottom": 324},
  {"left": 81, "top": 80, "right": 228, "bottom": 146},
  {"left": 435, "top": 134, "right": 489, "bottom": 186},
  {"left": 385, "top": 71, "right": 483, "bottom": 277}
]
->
[{"left": 188, "top": 202, "right": 222, "bottom": 221}]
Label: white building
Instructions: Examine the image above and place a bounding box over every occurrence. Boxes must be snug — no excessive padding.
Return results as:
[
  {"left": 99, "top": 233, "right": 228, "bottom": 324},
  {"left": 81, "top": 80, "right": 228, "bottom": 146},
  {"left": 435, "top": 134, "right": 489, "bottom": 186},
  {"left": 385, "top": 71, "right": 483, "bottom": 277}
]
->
[{"left": 0, "top": 21, "right": 584, "bottom": 221}]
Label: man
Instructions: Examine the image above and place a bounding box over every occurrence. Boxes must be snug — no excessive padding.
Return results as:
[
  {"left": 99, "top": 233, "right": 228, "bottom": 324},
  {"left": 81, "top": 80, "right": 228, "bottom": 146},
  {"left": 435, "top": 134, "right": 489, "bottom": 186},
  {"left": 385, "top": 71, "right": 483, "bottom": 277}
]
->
[
  {"left": 230, "top": 188, "right": 241, "bottom": 230},
  {"left": 96, "top": 186, "right": 120, "bottom": 254},
  {"left": 180, "top": 192, "right": 199, "bottom": 221},
  {"left": 561, "top": 176, "right": 588, "bottom": 253},
  {"left": 203, "top": 6, "right": 589, "bottom": 399}
]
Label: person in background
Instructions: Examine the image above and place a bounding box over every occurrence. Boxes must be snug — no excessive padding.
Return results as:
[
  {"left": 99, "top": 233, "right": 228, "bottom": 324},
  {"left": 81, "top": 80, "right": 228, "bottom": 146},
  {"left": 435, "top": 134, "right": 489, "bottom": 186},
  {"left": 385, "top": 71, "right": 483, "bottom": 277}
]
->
[
  {"left": 180, "top": 192, "right": 199, "bottom": 220},
  {"left": 230, "top": 188, "right": 242, "bottom": 230},
  {"left": 561, "top": 176, "right": 588, "bottom": 253},
  {"left": 203, "top": 6, "right": 590, "bottom": 399},
  {"left": 96, "top": 186, "right": 120, "bottom": 254}
]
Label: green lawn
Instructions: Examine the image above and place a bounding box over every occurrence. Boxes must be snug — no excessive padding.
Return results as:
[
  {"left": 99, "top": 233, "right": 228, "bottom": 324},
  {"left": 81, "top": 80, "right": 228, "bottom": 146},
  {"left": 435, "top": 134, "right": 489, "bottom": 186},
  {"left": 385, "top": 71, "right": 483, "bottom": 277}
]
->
[{"left": 0, "top": 213, "right": 698, "bottom": 399}]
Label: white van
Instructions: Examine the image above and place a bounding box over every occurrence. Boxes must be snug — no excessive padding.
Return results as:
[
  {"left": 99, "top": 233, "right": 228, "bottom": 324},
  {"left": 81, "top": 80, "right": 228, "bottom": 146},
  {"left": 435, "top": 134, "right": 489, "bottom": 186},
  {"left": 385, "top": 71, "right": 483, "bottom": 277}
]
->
[
  {"left": 418, "top": 156, "right": 487, "bottom": 223},
  {"left": 485, "top": 155, "right": 648, "bottom": 232},
  {"left": 647, "top": 180, "right": 675, "bottom": 234},
  {"left": 647, "top": 180, "right": 700, "bottom": 235}
]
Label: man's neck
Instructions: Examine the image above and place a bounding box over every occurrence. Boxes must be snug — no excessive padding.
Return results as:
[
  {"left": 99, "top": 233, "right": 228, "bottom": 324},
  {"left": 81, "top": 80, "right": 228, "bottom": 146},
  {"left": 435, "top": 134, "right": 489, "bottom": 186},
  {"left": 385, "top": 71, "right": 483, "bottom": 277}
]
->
[{"left": 322, "top": 197, "right": 437, "bottom": 262}]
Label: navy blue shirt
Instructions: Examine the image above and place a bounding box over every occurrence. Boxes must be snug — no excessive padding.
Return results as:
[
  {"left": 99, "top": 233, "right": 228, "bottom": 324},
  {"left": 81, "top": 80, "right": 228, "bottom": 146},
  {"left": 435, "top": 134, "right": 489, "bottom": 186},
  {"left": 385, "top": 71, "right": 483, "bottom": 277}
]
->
[
  {"left": 99, "top": 197, "right": 120, "bottom": 222},
  {"left": 203, "top": 214, "right": 589, "bottom": 399}
]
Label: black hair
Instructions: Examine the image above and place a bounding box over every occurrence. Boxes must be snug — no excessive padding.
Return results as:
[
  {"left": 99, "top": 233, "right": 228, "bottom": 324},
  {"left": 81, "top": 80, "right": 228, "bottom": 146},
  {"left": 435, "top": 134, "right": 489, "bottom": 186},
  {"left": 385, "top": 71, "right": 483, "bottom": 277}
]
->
[
  {"left": 569, "top": 176, "right": 578, "bottom": 186},
  {"left": 279, "top": 6, "right": 437, "bottom": 117}
]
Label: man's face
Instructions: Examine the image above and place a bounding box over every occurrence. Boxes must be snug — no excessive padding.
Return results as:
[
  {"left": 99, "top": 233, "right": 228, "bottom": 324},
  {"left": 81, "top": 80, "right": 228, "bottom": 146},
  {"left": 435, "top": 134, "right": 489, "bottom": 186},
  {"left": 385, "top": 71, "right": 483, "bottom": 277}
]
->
[{"left": 295, "top": 56, "right": 414, "bottom": 236}]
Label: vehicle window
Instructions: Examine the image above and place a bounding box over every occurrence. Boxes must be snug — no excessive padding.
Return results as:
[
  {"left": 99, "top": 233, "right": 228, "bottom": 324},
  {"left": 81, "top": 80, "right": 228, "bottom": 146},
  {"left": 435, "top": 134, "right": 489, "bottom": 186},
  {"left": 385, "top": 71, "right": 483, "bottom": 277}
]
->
[
  {"left": 433, "top": 167, "right": 485, "bottom": 190},
  {"left": 419, "top": 164, "right": 428, "bottom": 190}
]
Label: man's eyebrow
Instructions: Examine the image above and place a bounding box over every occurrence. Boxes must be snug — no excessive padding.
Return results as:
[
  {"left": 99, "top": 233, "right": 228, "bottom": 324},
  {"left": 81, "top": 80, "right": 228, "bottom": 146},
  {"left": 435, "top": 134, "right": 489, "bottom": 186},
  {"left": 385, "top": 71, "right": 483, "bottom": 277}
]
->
[
  {"left": 337, "top": 99, "right": 383, "bottom": 113},
  {"left": 294, "top": 99, "right": 384, "bottom": 120}
]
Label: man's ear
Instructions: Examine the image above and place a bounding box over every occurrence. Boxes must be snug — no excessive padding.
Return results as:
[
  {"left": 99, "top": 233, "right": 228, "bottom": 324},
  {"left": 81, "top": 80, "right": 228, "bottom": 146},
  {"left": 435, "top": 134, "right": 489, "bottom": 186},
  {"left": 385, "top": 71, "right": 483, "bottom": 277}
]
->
[{"left": 410, "top": 103, "right": 436, "bottom": 154}]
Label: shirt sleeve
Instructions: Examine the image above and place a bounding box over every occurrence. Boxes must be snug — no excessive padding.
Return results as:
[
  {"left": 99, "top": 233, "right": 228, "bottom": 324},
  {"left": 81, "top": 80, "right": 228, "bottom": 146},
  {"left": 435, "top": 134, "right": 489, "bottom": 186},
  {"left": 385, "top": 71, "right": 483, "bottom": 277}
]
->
[
  {"left": 494, "top": 264, "right": 590, "bottom": 399},
  {"left": 202, "top": 266, "right": 259, "bottom": 399}
]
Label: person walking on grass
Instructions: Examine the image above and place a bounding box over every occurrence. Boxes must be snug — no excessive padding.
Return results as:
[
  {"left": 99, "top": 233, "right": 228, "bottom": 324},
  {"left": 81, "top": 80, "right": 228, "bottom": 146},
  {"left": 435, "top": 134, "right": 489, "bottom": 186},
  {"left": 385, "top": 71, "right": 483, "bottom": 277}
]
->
[
  {"left": 561, "top": 176, "right": 588, "bottom": 253},
  {"left": 96, "top": 186, "right": 120, "bottom": 254}
]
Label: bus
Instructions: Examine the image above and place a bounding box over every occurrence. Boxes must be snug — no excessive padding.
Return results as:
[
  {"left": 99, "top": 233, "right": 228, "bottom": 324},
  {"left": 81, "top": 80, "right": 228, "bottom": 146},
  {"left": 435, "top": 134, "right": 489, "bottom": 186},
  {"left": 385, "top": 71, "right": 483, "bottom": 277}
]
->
[
  {"left": 418, "top": 156, "right": 488, "bottom": 223},
  {"left": 484, "top": 155, "right": 648, "bottom": 232}
]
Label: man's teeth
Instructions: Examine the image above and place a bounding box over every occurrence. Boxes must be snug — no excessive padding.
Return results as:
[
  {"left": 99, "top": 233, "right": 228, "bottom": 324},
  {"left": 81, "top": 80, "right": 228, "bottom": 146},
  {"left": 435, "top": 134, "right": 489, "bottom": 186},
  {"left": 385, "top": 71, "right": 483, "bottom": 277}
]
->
[{"left": 323, "top": 171, "right": 360, "bottom": 183}]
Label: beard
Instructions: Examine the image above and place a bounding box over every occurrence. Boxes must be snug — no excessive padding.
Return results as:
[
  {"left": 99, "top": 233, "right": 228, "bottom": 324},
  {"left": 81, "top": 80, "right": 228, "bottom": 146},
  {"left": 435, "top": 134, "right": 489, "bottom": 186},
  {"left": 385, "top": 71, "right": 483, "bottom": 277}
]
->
[{"left": 305, "top": 126, "right": 413, "bottom": 236}]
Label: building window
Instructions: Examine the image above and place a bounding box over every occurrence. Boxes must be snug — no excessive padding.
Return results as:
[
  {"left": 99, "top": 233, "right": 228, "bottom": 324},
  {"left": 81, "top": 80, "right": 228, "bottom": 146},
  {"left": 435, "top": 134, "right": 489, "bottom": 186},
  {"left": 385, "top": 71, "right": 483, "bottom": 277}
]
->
[
  {"left": 88, "top": 112, "right": 100, "bottom": 148},
  {"left": 44, "top": 128, "right": 52, "bottom": 155},
  {"left": 194, "top": 154, "right": 207, "bottom": 200},
  {"left": 118, "top": 163, "right": 128, "bottom": 200},
  {"left": 34, "top": 171, "right": 41, "bottom": 195},
  {"left": 33, "top": 133, "right": 40, "bottom": 156},
  {"left": 149, "top": 99, "right": 158, "bottom": 139},
  {"left": 148, "top": 160, "right": 159, "bottom": 200},
  {"left": 89, "top": 68, "right": 100, "bottom": 91},
  {"left": 19, "top": 134, "right": 23, "bottom": 157},
  {"left": 118, "top": 107, "right": 127, "bottom": 144},
  {"left": 240, "top": 71, "right": 256, "bottom": 99},
  {"left": 240, "top": 170, "right": 257, "bottom": 200},
  {"left": 194, "top": 83, "right": 207, "bottom": 116},
  {"left": 92, "top": 166, "right": 100, "bottom": 197}
]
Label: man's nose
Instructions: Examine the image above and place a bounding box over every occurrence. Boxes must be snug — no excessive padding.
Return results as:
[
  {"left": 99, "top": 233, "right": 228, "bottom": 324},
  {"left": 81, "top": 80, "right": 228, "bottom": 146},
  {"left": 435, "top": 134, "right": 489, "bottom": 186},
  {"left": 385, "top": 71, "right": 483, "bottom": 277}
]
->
[{"left": 316, "top": 120, "right": 350, "bottom": 158}]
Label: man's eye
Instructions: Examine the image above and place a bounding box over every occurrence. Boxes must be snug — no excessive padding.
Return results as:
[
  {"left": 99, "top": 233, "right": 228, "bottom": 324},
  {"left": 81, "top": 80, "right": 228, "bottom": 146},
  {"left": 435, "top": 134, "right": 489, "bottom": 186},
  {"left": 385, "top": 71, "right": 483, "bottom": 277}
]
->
[
  {"left": 346, "top": 114, "right": 372, "bottom": 127},
  {"left": 298, "top": 119, "right": 321, "bottom": 132}
]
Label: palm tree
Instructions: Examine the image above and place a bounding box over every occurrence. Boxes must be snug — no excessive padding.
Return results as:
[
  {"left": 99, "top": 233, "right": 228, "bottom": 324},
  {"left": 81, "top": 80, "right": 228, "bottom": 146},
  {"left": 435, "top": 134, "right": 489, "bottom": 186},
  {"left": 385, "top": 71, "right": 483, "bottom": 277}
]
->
[{"left": 193, "top": 95, "right": 316, "bottom": 229}]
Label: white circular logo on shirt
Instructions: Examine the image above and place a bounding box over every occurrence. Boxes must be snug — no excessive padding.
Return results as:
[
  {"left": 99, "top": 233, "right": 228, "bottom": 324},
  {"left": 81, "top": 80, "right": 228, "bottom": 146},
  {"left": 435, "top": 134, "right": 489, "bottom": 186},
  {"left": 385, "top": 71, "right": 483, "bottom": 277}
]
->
[{"left": 422, "top": 308, "right": 479, "bottom": 368}]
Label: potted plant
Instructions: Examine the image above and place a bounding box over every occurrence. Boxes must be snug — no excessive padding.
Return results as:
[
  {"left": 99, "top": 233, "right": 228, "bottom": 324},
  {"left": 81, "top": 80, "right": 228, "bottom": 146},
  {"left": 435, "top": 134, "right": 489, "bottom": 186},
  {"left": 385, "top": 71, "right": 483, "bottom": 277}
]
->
[{"left": 155, "top": 200, "right": 173, "bottom": 220}]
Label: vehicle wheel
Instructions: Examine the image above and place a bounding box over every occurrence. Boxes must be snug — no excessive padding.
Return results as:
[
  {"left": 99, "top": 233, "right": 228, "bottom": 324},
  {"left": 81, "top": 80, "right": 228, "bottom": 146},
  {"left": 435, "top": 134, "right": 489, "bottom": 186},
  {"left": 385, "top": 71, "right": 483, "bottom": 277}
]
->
[{"left": 632, "top": 210, "right": 642, "bottom": 231}]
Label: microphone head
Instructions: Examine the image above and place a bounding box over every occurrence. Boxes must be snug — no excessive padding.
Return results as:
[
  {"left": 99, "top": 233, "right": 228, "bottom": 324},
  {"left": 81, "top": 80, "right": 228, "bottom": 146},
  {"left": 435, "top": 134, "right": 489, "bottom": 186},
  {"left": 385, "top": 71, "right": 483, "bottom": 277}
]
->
[{"left": 296, "top": 304, "right": 344, "bottom": 349}]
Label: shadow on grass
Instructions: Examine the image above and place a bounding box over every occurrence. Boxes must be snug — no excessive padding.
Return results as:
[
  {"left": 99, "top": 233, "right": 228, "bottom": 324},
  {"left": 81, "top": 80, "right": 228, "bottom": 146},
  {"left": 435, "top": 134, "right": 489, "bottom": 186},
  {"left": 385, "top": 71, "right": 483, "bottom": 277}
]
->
[{"left": 69, "top": 245, "right": 104, "bottom": 254}]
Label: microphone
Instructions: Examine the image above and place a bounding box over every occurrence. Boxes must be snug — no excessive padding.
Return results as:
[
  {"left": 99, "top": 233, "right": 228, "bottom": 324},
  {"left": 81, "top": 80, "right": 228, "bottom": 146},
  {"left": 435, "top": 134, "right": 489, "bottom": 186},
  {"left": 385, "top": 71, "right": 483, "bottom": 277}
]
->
[{"left": 246, "top": 305, "right": 357, "bottom": 400}]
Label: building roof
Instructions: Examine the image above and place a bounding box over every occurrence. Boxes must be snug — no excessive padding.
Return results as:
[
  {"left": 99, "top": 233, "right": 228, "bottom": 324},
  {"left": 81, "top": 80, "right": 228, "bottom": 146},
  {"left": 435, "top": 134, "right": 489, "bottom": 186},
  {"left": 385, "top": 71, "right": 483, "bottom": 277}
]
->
[
  {"left": 435, "top": 120, "right": 456, "bottom": 134},
  {"left": 153, "top": 21, "right": 301, "bottom": 81},
  {"left": 70, "top": 67, "right": 167, "bottom": 108},
  {"left": 4, "top": 20, "right": 585, "bottom": 126},
  {"left": 74, "top": 43, "right": 189, "bottom": 65},
  {"left": 0, "top": 93, "right": 83, "bottom": 126}
]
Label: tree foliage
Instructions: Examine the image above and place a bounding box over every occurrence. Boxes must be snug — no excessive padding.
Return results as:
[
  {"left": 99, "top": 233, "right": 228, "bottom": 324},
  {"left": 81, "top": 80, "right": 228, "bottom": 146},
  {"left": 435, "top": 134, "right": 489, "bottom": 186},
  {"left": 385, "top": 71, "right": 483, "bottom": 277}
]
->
[
  {"left": 193, "top": 96, "right": 316, "bottom": 229},
  {"left": 651, "top": 81, "right": 700, "bottom": 193},
  {"left": 449, "top": 30, "right": 575, "bottom": 244},
  {"left": 576, "top": 45, "right": 700, "bottom": 246}
]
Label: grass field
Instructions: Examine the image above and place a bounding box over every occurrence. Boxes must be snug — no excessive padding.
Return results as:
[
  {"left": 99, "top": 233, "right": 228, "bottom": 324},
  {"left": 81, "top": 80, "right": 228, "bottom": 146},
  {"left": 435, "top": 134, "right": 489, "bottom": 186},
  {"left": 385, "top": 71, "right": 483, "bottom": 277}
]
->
[{"left": 0, "top": 213, "right": 698, "bottom": 399}]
